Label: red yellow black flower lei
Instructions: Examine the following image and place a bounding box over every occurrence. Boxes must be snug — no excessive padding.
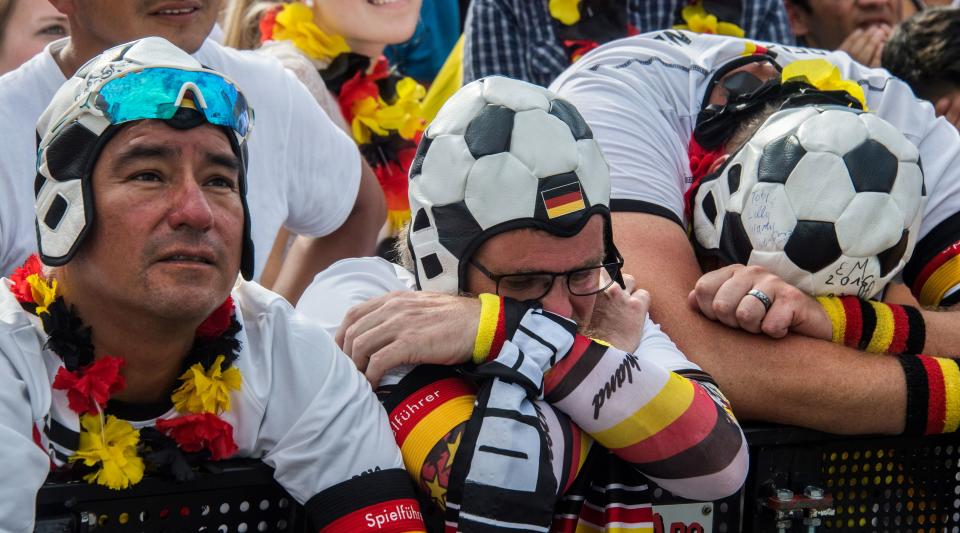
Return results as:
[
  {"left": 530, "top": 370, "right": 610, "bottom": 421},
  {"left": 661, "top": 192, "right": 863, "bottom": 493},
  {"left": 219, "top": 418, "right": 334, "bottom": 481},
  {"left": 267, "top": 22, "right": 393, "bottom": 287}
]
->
[
  {"left": 548, "top": 0, "right": 640, "bottom": 65},
  {"left": 334, "top": 55, "right": 424, "bottom": 235},
  {"left": 549, "top": 0, "right": 747, "bottom": 64},
  {"left": 259, "top": 2, "right": 427, "bottom": 237},
  {"left": 12, "top": 255, "right": 243, "bottom": 489}
]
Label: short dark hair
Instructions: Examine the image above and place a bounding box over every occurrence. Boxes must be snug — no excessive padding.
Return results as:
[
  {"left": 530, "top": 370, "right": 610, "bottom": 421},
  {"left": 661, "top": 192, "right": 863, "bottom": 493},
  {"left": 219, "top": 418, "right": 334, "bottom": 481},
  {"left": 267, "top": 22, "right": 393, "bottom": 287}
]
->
[{"left": 882, "top": 7, "right": 960, "bottom": 100}]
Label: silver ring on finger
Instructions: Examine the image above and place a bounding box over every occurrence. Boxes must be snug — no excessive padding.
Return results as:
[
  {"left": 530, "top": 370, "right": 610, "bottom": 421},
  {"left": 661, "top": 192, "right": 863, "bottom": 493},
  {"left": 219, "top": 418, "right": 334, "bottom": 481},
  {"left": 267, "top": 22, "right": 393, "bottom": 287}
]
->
[{"left": 747, "top": 288, "right": 773, "bottom": 312}]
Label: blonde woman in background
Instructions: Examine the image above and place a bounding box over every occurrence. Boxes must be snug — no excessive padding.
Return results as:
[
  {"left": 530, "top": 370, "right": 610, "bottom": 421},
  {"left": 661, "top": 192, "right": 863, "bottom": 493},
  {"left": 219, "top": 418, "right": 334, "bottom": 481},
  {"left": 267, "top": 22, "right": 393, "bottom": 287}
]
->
[
  {"left": 223, "top": 0, "right": 425, "bottom": 290},
  {"left": 0, "top": 0, "right": 68, "bottom": 75}
]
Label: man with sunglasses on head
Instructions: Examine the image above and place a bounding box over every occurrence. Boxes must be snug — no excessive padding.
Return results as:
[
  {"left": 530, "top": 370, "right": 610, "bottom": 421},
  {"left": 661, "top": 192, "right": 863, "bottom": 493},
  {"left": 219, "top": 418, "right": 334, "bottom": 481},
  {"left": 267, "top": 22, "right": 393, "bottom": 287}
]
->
[
  {"left": 546, "top": 30, "right": 960, "bottom": 437},
  {"left": 298, "top": 76, "right": 747, "bottom": 532},
  {"left": 0, "top": 38, "right": 423, "bottom": 532},
  {"left": 0, "top": 0, "right": 386, "bottom": 303}
]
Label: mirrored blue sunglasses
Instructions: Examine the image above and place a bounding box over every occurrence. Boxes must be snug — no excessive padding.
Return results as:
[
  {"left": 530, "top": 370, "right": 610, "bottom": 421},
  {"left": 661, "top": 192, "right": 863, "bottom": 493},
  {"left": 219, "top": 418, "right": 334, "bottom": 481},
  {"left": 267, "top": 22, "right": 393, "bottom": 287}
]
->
[{"left": 93, "top": 67, "right": 252, "bottom": 138}]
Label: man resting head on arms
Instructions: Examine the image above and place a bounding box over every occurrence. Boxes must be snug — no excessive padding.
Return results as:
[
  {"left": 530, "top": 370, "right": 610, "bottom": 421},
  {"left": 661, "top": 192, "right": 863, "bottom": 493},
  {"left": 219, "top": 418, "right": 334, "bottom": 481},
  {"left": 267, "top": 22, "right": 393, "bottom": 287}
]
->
[
  {"left": 550, "top": 30, "right": 960, "bottom": 436},
  {"left": 683, "top": 76, "right": 960, "bottom": 437},
  {"left": 2, "top": 37, "right": 423, "bottom": 532},
  {"left": 298, "top": 76, "right": 747, "bottom": 532}
]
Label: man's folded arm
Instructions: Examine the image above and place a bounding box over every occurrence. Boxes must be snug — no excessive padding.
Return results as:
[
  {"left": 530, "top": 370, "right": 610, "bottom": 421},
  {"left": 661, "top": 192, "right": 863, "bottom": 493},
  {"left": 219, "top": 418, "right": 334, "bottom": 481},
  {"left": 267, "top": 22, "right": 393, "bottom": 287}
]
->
[
  {"left": 614, "top": 211, "right": 917, "bottom": 435},
  {"left": 257, "top": 315, "right": 425, "bottom": 532},
  {"left": 471, "top": 296, "right": 748, "bottom": 500},
  {"left": 376, "top": 363, "right": 594, "bottom": 512}
]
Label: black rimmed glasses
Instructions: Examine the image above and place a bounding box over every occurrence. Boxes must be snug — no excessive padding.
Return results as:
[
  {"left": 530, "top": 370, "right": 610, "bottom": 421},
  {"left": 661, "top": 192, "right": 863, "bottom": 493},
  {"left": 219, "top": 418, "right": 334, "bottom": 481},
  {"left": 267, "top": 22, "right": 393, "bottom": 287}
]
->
[{"left": 469, "top": 258, "right": 624, "bottom": 301}]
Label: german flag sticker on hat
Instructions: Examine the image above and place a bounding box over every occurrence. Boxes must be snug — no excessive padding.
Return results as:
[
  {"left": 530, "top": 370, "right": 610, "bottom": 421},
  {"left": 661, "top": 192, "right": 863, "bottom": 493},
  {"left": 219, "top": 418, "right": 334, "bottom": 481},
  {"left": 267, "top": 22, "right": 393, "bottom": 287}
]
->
[{"left": 541, "top": 181, "right": 586, "bottom": 219}]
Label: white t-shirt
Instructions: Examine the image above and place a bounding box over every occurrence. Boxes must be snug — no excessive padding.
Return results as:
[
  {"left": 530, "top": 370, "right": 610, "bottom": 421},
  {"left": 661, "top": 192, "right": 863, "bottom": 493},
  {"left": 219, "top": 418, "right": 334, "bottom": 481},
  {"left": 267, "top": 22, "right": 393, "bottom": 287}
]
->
[
  {"left": 549, "top": 31, "right": 960, "bottom": 254},
  {"left": 258, "top": 40, "right": 350, "bottom": 134},
  {"left": 297, "top": 257, "right": 700, "bottom": 374},
  {"left": 0, "top": 278, "right": 404, "bottom": 531},
  {"left": 0, "top": 38, "right": 361, "bottom": 280}
]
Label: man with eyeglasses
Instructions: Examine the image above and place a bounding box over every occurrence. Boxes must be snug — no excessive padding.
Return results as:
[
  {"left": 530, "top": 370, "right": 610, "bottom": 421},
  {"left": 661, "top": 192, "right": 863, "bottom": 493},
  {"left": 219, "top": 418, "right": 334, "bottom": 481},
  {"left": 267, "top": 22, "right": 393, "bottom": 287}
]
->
[{"left": 297, "top": 77, "right": 747, "bottom": 532}]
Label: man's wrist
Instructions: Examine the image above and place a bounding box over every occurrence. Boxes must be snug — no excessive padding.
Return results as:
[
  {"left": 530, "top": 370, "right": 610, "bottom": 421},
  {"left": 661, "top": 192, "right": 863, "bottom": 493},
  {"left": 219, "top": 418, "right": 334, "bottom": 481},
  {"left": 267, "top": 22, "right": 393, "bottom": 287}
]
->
[
  {"left": 898, "top": 354, "right": 960, "bottom": 435},
  {"left": 471, "top": 295, "right": 537, "bottom": 365},
  {"left": 816, "top": 296, "right": 925, "bottom": 354},
  {"left": 473, "top": 294, "right": 506, "bottom": 364}
]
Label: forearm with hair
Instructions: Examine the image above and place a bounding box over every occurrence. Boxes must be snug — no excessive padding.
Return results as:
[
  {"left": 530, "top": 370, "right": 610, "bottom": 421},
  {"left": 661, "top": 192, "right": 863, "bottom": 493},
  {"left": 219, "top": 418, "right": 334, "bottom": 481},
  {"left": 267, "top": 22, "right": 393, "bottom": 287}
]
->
[
  {"left": 614, "top": 212, "right": 909, "bottom": 434},
  {"left": 891, "top": 282, "right": 960, "bottom": 356},
  {"left": 812, "top": 294, "right": 960, "bottom": 435},
  {"left": 862, "top": 281, "right": 960, "bottom": 358}
]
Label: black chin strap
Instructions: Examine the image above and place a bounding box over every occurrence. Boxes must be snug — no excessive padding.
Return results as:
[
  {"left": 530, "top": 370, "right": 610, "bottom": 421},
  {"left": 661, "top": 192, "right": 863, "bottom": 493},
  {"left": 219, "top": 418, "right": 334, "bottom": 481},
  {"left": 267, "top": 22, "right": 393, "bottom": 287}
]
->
[
  {"left": 694, "top": 58, "right": 867, "bottom": 151},
  {"left": 694, "top": 55, "right": 784, "bottom": 150}
]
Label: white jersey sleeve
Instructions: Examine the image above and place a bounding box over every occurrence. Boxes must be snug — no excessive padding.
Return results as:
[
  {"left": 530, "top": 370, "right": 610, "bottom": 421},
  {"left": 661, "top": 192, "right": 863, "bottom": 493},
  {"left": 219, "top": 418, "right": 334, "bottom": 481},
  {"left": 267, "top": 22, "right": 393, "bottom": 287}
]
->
[
  {"left": 235, "top": 281, "right": 403, "bottom": 495},
  {"left": 0, "top": 285, "right": 62, "bottom": 531},
  {"left": 234, "top": 281, "right": 425, "bottom": 530},
  {"left": 637, "top": 315, "right": 702, "bottom": 373},
  {"left": 277, "top": 68, "right": 362, "bottom": 238},
  {"left": 0, "top": 44, "right": 69, "bottom": 278},
  {"left": 297, "top": 257, "right": 415, "bottom": 337},
  {"left": 550, "top": 31, "right": 960, "bottom": 233}
]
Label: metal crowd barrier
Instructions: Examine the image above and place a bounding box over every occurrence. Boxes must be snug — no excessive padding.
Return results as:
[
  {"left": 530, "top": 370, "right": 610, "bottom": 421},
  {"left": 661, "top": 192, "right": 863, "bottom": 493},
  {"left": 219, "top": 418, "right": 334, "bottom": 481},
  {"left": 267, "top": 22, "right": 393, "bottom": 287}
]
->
[
  {"left": 34, "top": 425, "right": 960, "bottom": 532},
  {"left": 35, "top": 459, "right": 304, "bottom": 532},
  {"left": 654, "top": 424, "right": 960, "bottom": 533}
]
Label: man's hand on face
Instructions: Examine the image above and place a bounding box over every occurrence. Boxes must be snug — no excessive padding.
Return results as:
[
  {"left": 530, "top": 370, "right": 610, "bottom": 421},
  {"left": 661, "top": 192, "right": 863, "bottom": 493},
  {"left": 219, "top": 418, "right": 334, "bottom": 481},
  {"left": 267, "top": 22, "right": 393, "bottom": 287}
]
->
[
  {"left": 935, "top": 93, "right": 960, "bottom": 131},
  {"left": 838, "top": 25, "right": 890, "bottom": 68},
  {"left": 688, "top": 264, "right": 833, "bottom": 341},
  {"left": 585, "top": 274, "right": 650, "bottom": 353},
  {"left": 336, "top": 291, "right": 480, "bottom": 386}
]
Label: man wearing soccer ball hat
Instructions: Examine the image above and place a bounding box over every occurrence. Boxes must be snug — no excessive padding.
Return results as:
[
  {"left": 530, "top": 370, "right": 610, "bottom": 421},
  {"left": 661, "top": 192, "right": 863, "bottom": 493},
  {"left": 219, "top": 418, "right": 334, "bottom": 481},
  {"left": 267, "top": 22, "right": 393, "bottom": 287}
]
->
[
  {"left": 299, "top": 76, "right": 747, "bottom": 531},
  {"left": 550, "top": 30, "right": 960, "bottom": 436},
  {"left": 0, "top": 37, "right": 425, "bottom": 531}
]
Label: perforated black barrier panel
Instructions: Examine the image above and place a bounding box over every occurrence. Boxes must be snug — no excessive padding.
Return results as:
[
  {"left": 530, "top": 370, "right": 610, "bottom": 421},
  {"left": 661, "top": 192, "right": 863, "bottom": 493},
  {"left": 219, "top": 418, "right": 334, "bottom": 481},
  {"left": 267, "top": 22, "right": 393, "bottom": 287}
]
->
[
  {"left": 33, "top": 427, "right": 960, "bottom": 532},
  {"left": 742, "top": 426, "right": 960, "bottom": 532},
  {"left": 651, "top": 482, "right": 742, "bottom": 532},
  {"left": 35, "top": 460, "right": 304, "bottom": 533}
]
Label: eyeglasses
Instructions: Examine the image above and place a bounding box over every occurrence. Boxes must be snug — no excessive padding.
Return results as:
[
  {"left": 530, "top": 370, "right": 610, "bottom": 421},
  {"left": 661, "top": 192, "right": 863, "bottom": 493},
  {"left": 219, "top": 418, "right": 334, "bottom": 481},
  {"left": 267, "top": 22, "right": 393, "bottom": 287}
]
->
[
  {"left": 470, "top": 258, "right": 623, "bottom": 301},
  {"left": 92, "top": 67, "right": 253, "bottom": 139}
]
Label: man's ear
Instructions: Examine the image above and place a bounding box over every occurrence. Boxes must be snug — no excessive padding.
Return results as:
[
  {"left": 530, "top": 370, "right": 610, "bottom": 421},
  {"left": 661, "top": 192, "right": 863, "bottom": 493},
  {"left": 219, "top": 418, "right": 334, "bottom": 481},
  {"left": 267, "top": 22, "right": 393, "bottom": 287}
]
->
[
  {"left": 48, "top": 0, "right": 75, "bottom": 17},
  {"left": 783, "top": 1, "right": 811, "bottom": 38}
]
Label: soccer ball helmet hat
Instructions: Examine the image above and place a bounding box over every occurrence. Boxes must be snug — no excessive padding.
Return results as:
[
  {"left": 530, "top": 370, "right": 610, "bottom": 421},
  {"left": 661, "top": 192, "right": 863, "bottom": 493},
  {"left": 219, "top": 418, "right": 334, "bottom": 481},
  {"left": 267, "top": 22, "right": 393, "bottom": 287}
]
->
[
  {"left": 691, "top": 105, "right": 925, "bottom": 298},
  {"left": 34, "top": 37, "right": 256, "bottom": 279},
  {"left": 406, "top": 76, "right": 623, "bottom": 294}
]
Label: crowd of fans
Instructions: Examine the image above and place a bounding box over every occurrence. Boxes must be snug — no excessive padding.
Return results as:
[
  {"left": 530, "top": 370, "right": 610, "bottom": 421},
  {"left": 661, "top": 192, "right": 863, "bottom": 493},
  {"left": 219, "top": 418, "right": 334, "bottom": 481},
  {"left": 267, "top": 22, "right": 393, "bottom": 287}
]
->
[{"left": 0, "top": 0, "right": 959, "bottom": 530}]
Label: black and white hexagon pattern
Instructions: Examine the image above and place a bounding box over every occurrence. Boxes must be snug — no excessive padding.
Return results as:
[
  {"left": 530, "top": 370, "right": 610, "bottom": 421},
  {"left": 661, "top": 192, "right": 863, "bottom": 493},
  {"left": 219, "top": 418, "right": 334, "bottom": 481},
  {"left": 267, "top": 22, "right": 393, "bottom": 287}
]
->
[
  {"left": 407, "top": 76, "right": 609, "bottom": 294},
  {"left": 692, "top": 106, "right": 924, "bottom": 298}
]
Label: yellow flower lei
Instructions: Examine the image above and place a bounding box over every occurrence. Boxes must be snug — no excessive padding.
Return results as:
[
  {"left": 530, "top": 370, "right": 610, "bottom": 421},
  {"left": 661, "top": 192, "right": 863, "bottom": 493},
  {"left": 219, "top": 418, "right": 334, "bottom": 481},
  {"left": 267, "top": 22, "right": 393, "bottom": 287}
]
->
[
  {"left": 70, "top": 414, "right": 144, "bottom": 490},
  {"left": 549, "top": 0, "right": 581, "bottom": 25},
  {"left": 674, "top": 1, "right": 745, "bottom": 38},
  {"left": 26, "top": 274, "right": 57, "bottom": 315},
  {"left": 172, "top": 354, "right": 243, "bottom": 415},
  {"left": 349, "top": 76, "right": 427, "bottom": 144},
  {"left": 263, "top": 1, "right": 428, "bottom": 236},
  {"left": 19, "top": 260, "right": 244, "bottom": 490},
  {"left": 782, "top": 59, "right": 868, "bottom": 111},
  {"left": 65, "top": 351, "right": 241, "bottom": 490},
  {"left": 271, "top": 2, "right": 350, "bottom": 63}
]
